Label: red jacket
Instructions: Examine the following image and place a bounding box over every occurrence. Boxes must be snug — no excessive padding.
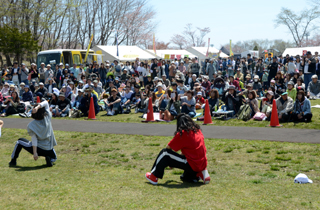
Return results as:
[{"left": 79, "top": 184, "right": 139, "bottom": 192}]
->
[{"left": 229, "top": 80, "right": 241, "bottom": 91}]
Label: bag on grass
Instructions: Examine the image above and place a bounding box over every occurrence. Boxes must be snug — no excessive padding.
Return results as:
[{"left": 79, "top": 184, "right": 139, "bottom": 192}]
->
[
  {"left": 237, "top": 104, "right": 252, "bottom": 121},
  {"left": 69, "top": 109, "right": 82, "bottom": 118},
  {"left": 17, "top": 103, "right": 26, "bottom": 113},
  {"left": 253, "top": 112, "right": 266, "bottom": 121}
]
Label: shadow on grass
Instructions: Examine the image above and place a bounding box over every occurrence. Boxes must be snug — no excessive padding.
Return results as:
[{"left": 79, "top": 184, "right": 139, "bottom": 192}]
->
[
  {"left": 147, "top": 180, "right": 203, "bottom": 189},
  {"left": 14, "top": 165, "right": 48, "bottom": 171}
]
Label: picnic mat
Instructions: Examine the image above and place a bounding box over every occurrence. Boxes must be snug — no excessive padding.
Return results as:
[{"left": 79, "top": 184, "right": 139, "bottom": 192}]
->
[{"left": 143, "top": 112, "right": 202, "bottom": 121}]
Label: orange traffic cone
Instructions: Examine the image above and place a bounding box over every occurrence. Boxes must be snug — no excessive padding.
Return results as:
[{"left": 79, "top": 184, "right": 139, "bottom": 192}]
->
[
  {"left": 87, "top": 96, "right": 96, "bottom": 120},
  {"left": 36, "top": 96, "right": 40, "bottom": 103},
  {"left": 269, "top": 99, "right": 282, "bottom": 127},
  {"left": 142, "top": 97, "right": 154, "bottom": 122},
  {"left": 203, "top": 99, "right": 213, "bottom": 125}
]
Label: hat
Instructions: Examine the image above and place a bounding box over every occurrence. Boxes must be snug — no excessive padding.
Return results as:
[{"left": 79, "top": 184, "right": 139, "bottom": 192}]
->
[
  {"left": 273, "top": 56, "right": 277, "bottom": 59},
  {"left": 123, "top": 68, "right": 128, "bottom": 72},
  {"left": 59, "top": 92, "right": 65, "bottom": 97},
  {"left": 111, "top": 88, "right": 117, "bottom": 92},
  {"left": 246, "top": 75, "right": 251, "bottom": 79},
  {"left": 270, "top": 79, "right": 275, "bottom": 83},
  {"left": 21, "top": 63, "right": 25, "bottom": 66},
  {"left": 70, "top": 71, "right": 74, "bottom": 74},
  {"left": 162, "top": 74, "right": 166, "bottom": 77},
  {"left": 79, "top": 81, "right": 84, "bottom": 84},
  {"left": 24, "top": 85, "right": 29, "bottom": 89},
  {"left": 171, "top": 82, "right": 177, "bottom": 86},
  {"left": 59, "top": 63, "right": 63, "bottom": 66},
  {"left": 311, "top": 74, "right": 318, "bottom": 79},
  {"left": 294, "top": 173, "right": 313, "bottom": 184},
  {"left": 10, "top": 84, "right": 15, "bottom": 88},
  {"left": 69, "top": 81, "right": 74, "bottom": 85},
  {"left": 84, "top": 87, "right": 91, "bottom": 92},
  {"left": 171, "top": 61, "right": 175, "bottom": 64},
  {"left": 39, "top": 82, "right": 44, "bottom": 86},
  {"left": 295, "top": 69, "right": 299, "bottom": 73},
  {"left": 288, "top": 81, "right": 294, "bottom": 86},
  {"left": 281, "top": 91, "right": 288, "bottom": 96},
  {"left": 154, "top": 77, "right": 159, "bottom": 81},
  {"left": 197, "top": 91, "right": 202, "bottom": 96},
  {"left": 254, "top": 75, "right": 259, "bottom": 79},
  {"left": 4, "top": 82, "right": 9, "bottom": 87},
  {"left": 41, "top": 62, "right": 45, "bottom": 65},
  {"left": 65, "top": 63, "right": 69, "bottom": 66},
  {"left": 267, "top": 90, "right": 274, "bottom": 96},
  {"left": 237, "top": 68, "right": 241, "bottom": 71},
  {"left": 306, "top": 51, "right": 312, "bottom": 55},
  {"left": 106, "top": 60, "right": 110, "bottom": 63},
  {"left": 156, "top": 83, "right": 162, "bottom": 88},
  {"left": 247, "top": 83, "right": 253, "bottom": 87},
  {"left": 289, "top": 57, "right": 294, "bottom": 61},
  {"left": 106, "top": 64, "right": 110, "bottom": 67},
  {"left": 115, "top": 77, "right": 119, "bottom": 81},
  {"left": 47, "top": 64, "right": 51, "bottom": 67},
  {"left": 93, "top": 80, "right": 98, "bottom": 83},
  {"left": 228, "top": 85, "right": 235, "bottom": 90},
  {"left": 20, "top": 82, "right": 25, "bottom": 86},
  {"left": 192, "top": 74, "right": 197, "bottom": 77},
  {"left": 78, "top": 89, "right": 84, "bottom": 92}
]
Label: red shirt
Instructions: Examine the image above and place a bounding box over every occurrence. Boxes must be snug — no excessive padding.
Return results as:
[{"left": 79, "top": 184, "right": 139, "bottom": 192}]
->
[
  {"left": 168, "top": 130, "right": 207, "bottom": 172},
  {"left": 196, "top": 97, "right": 205, "bottom": 104}
]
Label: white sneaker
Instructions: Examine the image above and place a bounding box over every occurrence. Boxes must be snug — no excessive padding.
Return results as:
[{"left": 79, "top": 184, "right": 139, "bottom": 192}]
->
[
  {"left": 135, "top": 108, "right": 138, "bottom": 114},
  {"left": 196, "top": 169, "right": 210, "bottom": 184},
  {"left": 107, "top": 110, "right": 113, "bottom": 116},
  {"left": 61, "top": 114, "right": 67, "bottom": 117}
]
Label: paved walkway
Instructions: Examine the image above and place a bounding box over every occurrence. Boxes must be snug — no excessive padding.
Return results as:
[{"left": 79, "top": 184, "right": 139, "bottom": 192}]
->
[{"left": 3, "top": 118, "right": 320, "bottom": 144}]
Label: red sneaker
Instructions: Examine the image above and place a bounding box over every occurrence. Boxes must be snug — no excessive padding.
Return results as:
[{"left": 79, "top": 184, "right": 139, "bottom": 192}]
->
[
  {"left": 145, "top": 172, "right": 158, "bottom": 185},
  {"left": 197, "top": 169, "right": 210, "bottom": 184}
]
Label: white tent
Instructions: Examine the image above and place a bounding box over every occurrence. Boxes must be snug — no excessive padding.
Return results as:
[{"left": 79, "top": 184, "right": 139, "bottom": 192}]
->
[
  {"left": 92, "top": 45, "right": 160, "bottom": 62},
  {"left": 146, "top": 49, "right": 197, "bottom": 59},
  {"left": 186, "top": 47, "right": 229, "bottom": 60},
  {"left": 282, "top": 46, "right": 320, "bottom": 57}
]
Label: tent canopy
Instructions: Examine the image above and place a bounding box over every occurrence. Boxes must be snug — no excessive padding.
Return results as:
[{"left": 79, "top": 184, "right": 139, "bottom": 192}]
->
[
  {"left": 146, "top": 49, "right": 197, "bottom": 59},
  {"left": 186, "top": 47, "right": 229, "bottom": 59},
  {"left": 282, "top": 46, "right": 320, "bottom": 57},
  {"left": 92, "top": 45, "right": 160, "bottom": 62}
]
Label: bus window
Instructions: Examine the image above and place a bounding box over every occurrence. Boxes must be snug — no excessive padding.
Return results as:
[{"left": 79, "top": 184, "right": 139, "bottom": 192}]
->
[
  {"left": 62, "top": 51, "right": 72, "bottom": 65},
  {"left": 36, "top": 53, "right": 61, "bottom": 68},
  {"left": 73, "top": 54, "right": 81, "bottom": 65}
]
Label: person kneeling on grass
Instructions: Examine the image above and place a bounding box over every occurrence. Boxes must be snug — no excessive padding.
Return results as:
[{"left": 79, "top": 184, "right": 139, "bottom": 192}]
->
[
  {"left": 292, "top": 90, "right": 313, "bottom": 122},
  {"left": 145, "top": 113, "right": 210, "bottom": 185},
  {"left": 9, "top": 100, "right": 57, "bottom": 167},
  {"left": 104, "top": 88, "right": 122, "bottom": 116}
]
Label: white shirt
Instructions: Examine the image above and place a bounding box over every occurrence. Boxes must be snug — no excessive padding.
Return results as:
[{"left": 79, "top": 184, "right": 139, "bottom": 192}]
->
[
  {"left": 12, "top": 68, "right": 19, "bottom": 81},
  {"left": 304, "top": 62, "right": 309, "bottom": 74}
]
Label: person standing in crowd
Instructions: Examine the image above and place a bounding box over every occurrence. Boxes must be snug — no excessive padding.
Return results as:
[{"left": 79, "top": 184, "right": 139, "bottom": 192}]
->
[
  {"left": 268, "top": 56, "right": 278, "bottom": 85},
  {"left": 287, "top": 57, "right": 296, "bottom": 75},
  {"left": 56, "top": 63, "right": 63, "bottom": 88},
  {"left": 190, "top": 58, "right": 200, "bottom": 78},
  {"left": 29, "top": 63, "right": 39, "bottom": 86},
  {"left": 44, "top": 64, "right": 54, "bottom": 82},
  {"left": 302, "top": 51, "right": 316, "bottom": 88},
  {"left": 10, "top": 62, "right": 21, "bottom": 87},
  {"left": 20, "top": 63, "right": 29, "bottom": 85},
  {"left": 145, "top": 113, "right": 209, "bottom": 185},
  {"left": 38, "top": 63, "right": 46, "bottom": 83},
  {"left": 207, "top": 59, "right": 216, "bottom": 81},
  {"left": 98, "top": 63, "right": 107, "bottom": 86},
  {"left": 9, "top": 100, "right": 57, "bottom": 167}
]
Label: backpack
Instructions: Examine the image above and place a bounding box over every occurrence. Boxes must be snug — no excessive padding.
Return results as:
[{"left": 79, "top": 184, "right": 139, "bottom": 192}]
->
[
  {"left": 237, "top": 104, "right": 252, "bottom": 121},
  {"left": 253, "top": 112, "right": 266, "bottom": 121},
  {"left": 69, "top": 109, "right": 82, "bottom": 118},
  {"left": 17, "top": 103, "right": 26, "bottom": 113}
]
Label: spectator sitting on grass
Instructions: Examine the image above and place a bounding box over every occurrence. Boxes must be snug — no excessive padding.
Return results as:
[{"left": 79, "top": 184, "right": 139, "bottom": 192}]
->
[
  {"left": 307, "top": 75, "right": 320, "bottom": 100},
  {"left": 19, "top": 82, "right": 25, "bottom": 97},
  {"left": 160, "top": 90, "right": 180, "bottom": 121},
  {"left": 295, "top": 77, "right": 305, "bottom": 92},
  {"left": 53, "top": 92, "right": 71, "bottom": 117},
  {"left": 292, "top": 90, "right": 312, "bottom": 122},
  {"left": 276, "top": 91, "right": 293, "bottom": 122},
  {"left": 22, "top": 85, "right": 33, "bottom": 102},
  {"left": 238, "top": 83, "right": 253, "bottom": 98},
  {"left": 177, "top": 79, "right": 188, "bottom": 96},
  {"left": 155, "top": 83, "right": 165, "bottom": 99},
  {"left": 243, "top": 90, "right": 259, "bottom": 117},
  {"left": 197, "top": 89, "right": 219, "bottom": 121},
  {"left": 260, "top": 91, "right": 274, "bottom": 119},
  {"left": 287, "top": 81, "right": 297, "bottom": 101},
  {"left": 222, "top": 85, "right": 241, "bottom": 116},
  {"left": 195, "top": 91, "right": 205, "bottom": 110},
  {"left": 79, "top": 87, "right": 99, "bottom": 117},
  {"left": 145, "top": 113, "right": 210, "bottom": 185},
  {"left": 72, "top": 89, "right": 84, "bottom": 109},
  {"left": 104, "top": 88, "right": 122, "bottom": 116},
  {"left": 180, "top": 90, "right": 196, "bottom": 118}
]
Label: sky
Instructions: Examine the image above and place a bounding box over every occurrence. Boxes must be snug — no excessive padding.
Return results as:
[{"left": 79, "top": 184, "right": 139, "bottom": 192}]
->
[{"left": 148, "top": 0, "right": 313, "bottom": 48}]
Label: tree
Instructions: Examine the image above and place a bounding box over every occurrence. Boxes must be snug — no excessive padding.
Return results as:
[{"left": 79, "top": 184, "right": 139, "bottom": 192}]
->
[
  {"left": 182, "top": 23, "right": 210, "bottom": 47},
  {"left": 0, "top": 25, "right": 40, "bottom": 65},
  {"left": 253, "top": 46, "right": 258, "bottom": 51},
  {"left": 274, "top": 7, "right": 320, "bottom": 47},
  {"left": 170, "top": 34, "right": 187, "bottom": 49}
]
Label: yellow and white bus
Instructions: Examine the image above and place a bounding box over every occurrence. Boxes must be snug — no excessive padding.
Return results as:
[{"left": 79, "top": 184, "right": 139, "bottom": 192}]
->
[{"left": 36, "top": 49, "right": 103, "bottom": 67}]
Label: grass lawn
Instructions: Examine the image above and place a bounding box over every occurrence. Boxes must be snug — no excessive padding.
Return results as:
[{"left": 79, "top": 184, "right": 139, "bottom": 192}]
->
[
  {"left": 1, "top": 128, "right": 320, "bottom": 209},
  {"left": 8, "top": 99, "right": 320, "bottom": 129}
]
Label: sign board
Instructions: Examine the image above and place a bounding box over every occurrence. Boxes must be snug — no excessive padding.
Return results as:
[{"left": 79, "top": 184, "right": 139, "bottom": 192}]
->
[
  {"left": 97, "top": 55, "right": 103, "bottom": 64},
  {"left": 264, "top": 52, "right": 273, "bottom": 59},
  {"left": 184, "top": 55, "right": 189, "bottom": 58},
  {"left": 170, "top": 54, "right": 175, "bottom": 60},
  {"left": 303, "top": 50, "right": 307, "bottom": 56},
  {"left": 164, "top": 54, "right": 170, "bottom": 59},
  {"left": 176, "top": 55, "right": 181, "bottom": 60}
]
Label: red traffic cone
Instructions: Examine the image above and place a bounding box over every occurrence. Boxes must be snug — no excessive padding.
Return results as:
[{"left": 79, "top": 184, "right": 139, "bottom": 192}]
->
[
  {"left": 142, "top": 97, "right": 154, "bottom": 122},
  {"left": 87, "top": 96, "right": 96, "bottom": 120},
  {"left": 203, "top": 99, "right": 213, "bottom": 125},
  {"left": 36, "top": 96, "right": 40, "bottom": 103},
  {"left": 269, "top": 99, "right": 282, "bottom": 127}
]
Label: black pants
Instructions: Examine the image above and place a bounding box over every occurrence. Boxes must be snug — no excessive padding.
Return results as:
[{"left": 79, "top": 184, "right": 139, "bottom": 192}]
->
[
  {"left": 151, "top": 149, "right": 197, "bottom": 180},
  {"left": 292, "top": 113, "right": 313, "bottom": 122},
  {"left": 279, "top": 113, "right": 292, "bottom": 122},
  {"left": 11, "top": 138, "right": 57, "bottom": 161}
]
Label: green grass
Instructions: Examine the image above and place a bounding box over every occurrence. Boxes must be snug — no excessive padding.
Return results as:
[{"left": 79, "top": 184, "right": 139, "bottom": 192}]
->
[
  {"left": 1, "top": 128, "right": 320, "bottom": 209},
  {"left": 7, "top": 99, "right": 320, "bottom": 129}
]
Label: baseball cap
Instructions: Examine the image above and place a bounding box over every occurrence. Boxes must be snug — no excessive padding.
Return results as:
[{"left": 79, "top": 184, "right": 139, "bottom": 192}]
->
[
  {"left": 192, "top": 74, "right": 197, "bottom": 77},
  {"left": 39, "top": 82, "right": 44, "bottom": 86},
  {"left": 281, "top": 91, "right": 288, "bottom": 96},
  {"left": 197, "top": 91, "right": 202, "bottom": 96},
  {"left": 267, "top": 90, "right": 274, "bottom": 96},
  {"left": 294, "top": 173, "right": 313, "bottom": 184}
]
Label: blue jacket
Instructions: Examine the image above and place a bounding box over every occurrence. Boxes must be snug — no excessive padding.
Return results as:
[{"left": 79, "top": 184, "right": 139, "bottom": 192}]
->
[
  {"left": 293, "top": 97, "right": 311, "bottom": 115},
  {"left": 80, "top": 93, "right": 99, "bottom": 114},
  {"left": 22, "top": 90, "right": 33, "bottom": 102}
]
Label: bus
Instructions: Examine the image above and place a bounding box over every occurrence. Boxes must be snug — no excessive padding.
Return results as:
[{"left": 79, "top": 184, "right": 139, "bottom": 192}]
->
[{"left": 36, "top": 49, "right": 103, "bottom": 68}]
